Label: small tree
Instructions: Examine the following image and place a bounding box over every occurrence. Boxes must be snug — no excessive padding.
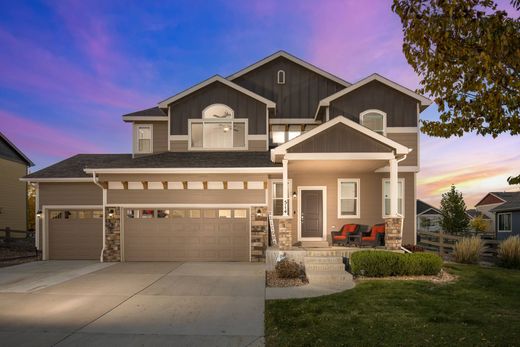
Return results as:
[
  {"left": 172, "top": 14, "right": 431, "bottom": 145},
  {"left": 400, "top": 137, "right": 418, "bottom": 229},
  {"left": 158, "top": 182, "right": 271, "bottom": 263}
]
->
[
  {"left": 470, "top": 215, "right": 489, "bottom": 234},
  {"left": 439, "top": 185, "right": 470, "bottom": 234}
]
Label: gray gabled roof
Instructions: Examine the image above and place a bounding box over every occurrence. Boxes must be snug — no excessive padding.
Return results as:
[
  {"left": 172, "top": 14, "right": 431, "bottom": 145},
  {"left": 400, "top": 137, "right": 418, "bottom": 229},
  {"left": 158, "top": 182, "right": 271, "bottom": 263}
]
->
[
  {"left": 0, "top": 131, "right": 34, "bottom": 166},
  {"left": 466, "top": 209, "right": 491, "bottom": 220},
  {"left": 417, "top": 199, "right": 440, "bottom": 215},
  {"left": 24, "top": 152, "right": 280, "bottom": 179},
  {"left": 122, "top": 107, "right": 167, "bottom": 118},
  {"left": 490, "top": 191, "right": 520, "bottom": 213}
]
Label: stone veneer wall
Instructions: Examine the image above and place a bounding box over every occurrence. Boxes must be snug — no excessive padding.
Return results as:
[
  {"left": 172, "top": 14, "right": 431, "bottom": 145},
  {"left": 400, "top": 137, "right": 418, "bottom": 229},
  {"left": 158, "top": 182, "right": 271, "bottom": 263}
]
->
[
  {"left": 385, "top": 217, "right": 403, "bottom": 250},
  {"left": 103, "top": 207, "right": 121, "bottom": 262},
  {"left": 278, "top": 219, "right": 293, "bottom": 250},
  {"left": 250, "top": 206, "right": 268, "bottom": 262}
]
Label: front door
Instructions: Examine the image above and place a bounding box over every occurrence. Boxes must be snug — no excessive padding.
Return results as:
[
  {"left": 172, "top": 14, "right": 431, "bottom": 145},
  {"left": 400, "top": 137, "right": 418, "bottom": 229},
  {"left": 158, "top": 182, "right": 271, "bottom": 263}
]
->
[{"left": 300, "top": 189, "right": 324, "bottom": 239}]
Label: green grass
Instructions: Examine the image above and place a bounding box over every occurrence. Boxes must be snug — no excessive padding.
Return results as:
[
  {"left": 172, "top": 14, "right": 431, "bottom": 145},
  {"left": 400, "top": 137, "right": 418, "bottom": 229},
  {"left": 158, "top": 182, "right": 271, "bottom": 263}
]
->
[{"left": 266, "top": 264, "right": 520, "bottom": 346}]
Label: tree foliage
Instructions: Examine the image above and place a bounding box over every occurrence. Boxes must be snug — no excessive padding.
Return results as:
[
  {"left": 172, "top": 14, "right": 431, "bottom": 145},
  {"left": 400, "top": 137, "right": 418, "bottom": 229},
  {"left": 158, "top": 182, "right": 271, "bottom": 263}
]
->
[
  {"left": 470, "top": 214, "right": 489, "bottom": 233},
  {"left": 392, "top": 0, "right": 520, "bottom": 138},
  {"left": 440, "top": 185, "right": 470, "bottom": 234}
]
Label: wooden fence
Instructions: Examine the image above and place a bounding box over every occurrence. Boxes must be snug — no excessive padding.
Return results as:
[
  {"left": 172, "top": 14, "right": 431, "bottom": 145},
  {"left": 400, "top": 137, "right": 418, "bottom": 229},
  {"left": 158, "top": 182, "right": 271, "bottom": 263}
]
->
[
  {"left": 0, "top": 227, "right": 34, "bottom": 241},
  {"left": 418, "top": 230, "right": 500, "bottom": 258}
]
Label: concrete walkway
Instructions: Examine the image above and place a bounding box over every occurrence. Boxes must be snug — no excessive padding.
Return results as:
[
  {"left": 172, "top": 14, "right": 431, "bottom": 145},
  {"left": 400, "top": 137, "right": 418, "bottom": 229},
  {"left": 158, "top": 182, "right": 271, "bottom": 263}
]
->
[{"left": 0, "top": 261, "right": 265, "bottom": 347}]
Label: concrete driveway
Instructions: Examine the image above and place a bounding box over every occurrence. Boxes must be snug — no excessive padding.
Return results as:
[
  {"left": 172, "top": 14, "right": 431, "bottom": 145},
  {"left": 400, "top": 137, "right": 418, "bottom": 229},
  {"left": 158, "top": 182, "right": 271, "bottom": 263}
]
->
[{"left": 0, "top": 261, "right": 265, "bottom": 347}]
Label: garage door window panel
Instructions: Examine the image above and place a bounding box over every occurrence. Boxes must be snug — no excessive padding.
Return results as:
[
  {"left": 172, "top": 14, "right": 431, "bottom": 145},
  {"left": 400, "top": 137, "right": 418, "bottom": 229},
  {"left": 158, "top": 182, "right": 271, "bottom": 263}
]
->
[
  {"left": 157, "top": 209, "right": 169, "bottom": 218},
  {"left": 171, "top": 209, "right": 185, "bottom": 218},
  {"left": 141, "top": 209, "right": 155, "bottom": 218}
]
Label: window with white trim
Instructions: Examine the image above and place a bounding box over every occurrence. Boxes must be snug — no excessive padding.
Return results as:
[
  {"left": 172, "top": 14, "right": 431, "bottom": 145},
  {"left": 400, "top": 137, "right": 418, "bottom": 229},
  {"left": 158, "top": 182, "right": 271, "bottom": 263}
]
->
[
  {"left": 272, "top": 179, "right": 292, "bottom": 217},
  {"left": 135, "top": 125, "right": 152, "bottom": 153},
  {"left": 190, "top": 104, "right": 247, "bottom": 150},
  {"left": 497, "top": 213, "right": 512, "bottom": 232},
  {"left": 383, "top": 178, "right": 405, "bottom": 217},
  {"left": 338, "top": 179, "right": 360, "bottom": 218},
  {"left": 360, "top": 109, "right": 386, "bottom": 135},
  {"left": 277, "top": 70, "right": 285, "bottom": 84}
]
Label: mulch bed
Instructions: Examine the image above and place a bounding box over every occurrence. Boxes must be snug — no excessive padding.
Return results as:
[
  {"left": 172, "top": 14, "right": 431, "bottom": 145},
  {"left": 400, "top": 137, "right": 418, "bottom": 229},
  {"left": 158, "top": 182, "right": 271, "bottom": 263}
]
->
[
  {"left": 266, "top": 271, "right": 309, "bottom": 287},
  {"left": 355, "top": 269, "right": 458, "bottom": 284}
]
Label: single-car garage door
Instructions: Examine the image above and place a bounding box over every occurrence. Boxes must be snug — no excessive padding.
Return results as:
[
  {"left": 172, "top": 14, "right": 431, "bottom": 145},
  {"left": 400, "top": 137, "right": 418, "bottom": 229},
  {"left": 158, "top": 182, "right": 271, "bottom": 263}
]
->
[
  {"left": 124, "top": 208, "right": 250, "bottom": 261},
  {"left": 48, "top": 209, "right": 103, "bottom": 260}
]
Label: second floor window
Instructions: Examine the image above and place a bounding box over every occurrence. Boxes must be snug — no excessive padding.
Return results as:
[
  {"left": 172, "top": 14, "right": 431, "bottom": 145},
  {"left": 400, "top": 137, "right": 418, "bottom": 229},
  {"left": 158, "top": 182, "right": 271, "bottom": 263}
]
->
[
  {"left": 136, "top": 125, "right": 152, "bottom": 153},
  {"left": 360, "top": 109, "right": 386, "bottom": 135},
  {"left": 190, "top": 104, "right": 247, "bottom": 150}
]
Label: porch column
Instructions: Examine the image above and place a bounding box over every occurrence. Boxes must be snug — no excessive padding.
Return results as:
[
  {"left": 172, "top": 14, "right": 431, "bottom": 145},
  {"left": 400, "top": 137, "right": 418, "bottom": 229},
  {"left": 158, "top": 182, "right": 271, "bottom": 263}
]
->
[
  {"left": 389, "top": 157, "right": 398, "bottom": 217},
  {"left": 282, "top": 159, "right": 289, "bottom": 217}
]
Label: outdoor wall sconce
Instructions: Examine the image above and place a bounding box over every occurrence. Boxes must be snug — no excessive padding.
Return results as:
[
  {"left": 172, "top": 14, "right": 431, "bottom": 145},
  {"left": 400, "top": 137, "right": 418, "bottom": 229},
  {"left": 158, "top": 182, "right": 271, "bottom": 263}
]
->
[
  {"left": 256, "top": 209, "right": 262, "bottom": 217},
  {"left": 36, "top": 210, "right": 42, "bottom": 218},
  {"left": 108, "top": 209, "right": 115, "bottom": 218},
  {"left": 292, "top": 192, "right": 297, "bottom": 198}
]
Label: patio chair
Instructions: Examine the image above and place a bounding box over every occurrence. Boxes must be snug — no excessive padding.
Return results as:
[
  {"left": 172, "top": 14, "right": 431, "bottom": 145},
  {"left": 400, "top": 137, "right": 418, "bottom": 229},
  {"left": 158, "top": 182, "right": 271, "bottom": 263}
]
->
[
  {"left": 331, "top": 224, "right": 360, "bottom": 246},
  {"left": 361, "top": 223, "right": 386, "bottom": 247}
]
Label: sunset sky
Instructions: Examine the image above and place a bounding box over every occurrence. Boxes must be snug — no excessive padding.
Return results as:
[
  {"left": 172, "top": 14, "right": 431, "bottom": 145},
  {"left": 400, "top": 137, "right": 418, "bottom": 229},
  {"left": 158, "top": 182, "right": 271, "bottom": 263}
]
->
[{"left": 0, "top": 0, "right": 519, "bottom": 208}]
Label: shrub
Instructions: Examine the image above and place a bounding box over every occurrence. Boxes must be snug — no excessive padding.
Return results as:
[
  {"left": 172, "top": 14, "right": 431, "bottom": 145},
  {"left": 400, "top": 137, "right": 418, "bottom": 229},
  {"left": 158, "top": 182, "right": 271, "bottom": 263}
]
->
[
  {"left": 453, "top": 236, "right": 484, "bottom": 264},
  {"left": 498, "top": 236, "right": 520, "bottom": 269},
  {"left": 276, "top": 259, "right": 304, "bottom": 279},
  {"left": 350, "top": 251, "right": 442, "bottom": 277}
]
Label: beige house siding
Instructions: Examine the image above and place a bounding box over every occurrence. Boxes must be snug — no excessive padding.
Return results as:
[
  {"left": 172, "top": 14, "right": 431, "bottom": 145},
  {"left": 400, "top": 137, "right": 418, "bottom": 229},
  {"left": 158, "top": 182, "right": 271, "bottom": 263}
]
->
[
  {"left": 269, "top": 172, "right": 416, "bottom": 246},
  {"left": 0, "top": 158, "right": 27, "bottom": 230},
  {"left": 387, "top": 133, "right": 418, "bottom": 166},
  {"left": 134, "top": 121, "right": 168, "bottom": 153},
  {"left": 248, "top": 139, "right": 267, "bottom": 151},
  {"left": 170, "top": 140, "right": 189, "bottom": 152},
  {"left": 169, "top": 139, "right": 267, "bottom": 152}
]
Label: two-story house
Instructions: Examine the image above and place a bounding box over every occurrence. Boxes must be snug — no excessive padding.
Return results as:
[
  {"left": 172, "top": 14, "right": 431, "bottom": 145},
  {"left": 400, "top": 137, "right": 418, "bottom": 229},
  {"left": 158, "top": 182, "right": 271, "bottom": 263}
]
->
[{"left": 23, "top": 51, "right": 431, "bottom": 262}]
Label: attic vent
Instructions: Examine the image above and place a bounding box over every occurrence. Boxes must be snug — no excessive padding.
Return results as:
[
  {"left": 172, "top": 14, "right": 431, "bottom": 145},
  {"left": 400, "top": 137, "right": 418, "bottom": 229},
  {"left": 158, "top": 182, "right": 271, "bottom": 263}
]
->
[{"left": 277, "top": 70, "right": 285, "bottom": 84}]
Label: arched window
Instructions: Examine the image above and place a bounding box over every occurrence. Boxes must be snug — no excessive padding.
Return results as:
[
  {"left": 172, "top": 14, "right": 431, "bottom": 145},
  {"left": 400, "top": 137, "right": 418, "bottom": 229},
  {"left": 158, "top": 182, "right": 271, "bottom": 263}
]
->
[
  {"left": 202, "top": 104, "right": 234, "bottom": 119},
  {"left": 360, "top": 109, "right": 387, "bottom": 135},
  {"left": 277, "top": 70, "right": 286, "bottom": 84}
]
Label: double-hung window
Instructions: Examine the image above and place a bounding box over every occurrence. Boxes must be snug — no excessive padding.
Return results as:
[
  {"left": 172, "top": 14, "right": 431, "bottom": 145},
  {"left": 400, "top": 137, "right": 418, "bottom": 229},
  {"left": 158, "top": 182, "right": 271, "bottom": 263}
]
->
[
  {"left": 383, "top": 178, "right": 404, "bottom": 217},
  {"left": 338, "top": 179, "right": 360, "bottom": 218},
  {"left": 190, "top": 104, "right": 247, "bottom": 150},
  {"left": 497, "top": 213, "right": 512, "bottom": 232},
  {"left": 272, "top": 179, "right": 292, "bottom": 217},
  {"left": 135, "top": 125, "right": 152, "bottom": 153}
]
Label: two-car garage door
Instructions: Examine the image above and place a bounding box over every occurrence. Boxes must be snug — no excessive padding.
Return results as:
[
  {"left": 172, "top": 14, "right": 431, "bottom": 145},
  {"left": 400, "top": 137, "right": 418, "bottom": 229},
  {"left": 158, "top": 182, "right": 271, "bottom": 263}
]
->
[{"left": 124, "top": 208, "right": 250, "bottom": 261}]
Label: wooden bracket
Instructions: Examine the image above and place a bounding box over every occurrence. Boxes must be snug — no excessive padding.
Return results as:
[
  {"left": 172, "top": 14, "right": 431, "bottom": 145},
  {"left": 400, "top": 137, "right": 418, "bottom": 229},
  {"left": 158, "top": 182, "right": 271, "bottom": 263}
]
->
[
  {"left": 162, "top": 181, "right": 168, "bottom": 190},
  {"left": 122, "top": 181, "right": 128, "bottom": 190}
]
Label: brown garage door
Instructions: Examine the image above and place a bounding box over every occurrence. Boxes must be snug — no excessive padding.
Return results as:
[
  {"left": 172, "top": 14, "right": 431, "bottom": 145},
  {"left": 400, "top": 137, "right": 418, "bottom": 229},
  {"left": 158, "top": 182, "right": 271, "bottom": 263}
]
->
[
  {"left": 48, "top": 209, "right": 103, "bottom": 260},
  {"left": 124, "top": 208, "right": 249, "bottom": 261}
]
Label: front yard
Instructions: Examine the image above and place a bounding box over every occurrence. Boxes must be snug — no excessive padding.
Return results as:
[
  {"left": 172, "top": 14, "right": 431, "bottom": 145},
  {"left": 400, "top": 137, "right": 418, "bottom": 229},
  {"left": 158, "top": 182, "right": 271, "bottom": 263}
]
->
[{"left": 266, "top": 264, "right": 520, "bottom": 346}]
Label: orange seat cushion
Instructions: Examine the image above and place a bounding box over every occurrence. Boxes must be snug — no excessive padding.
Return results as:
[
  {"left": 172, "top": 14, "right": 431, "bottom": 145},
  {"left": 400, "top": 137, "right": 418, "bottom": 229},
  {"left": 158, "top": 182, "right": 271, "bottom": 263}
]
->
[
  {"left": 342, "top": 224, "right": 358, "bottom": 233},
  {"left": 333, "top": 235, "right": 347, "bottom": 240}
]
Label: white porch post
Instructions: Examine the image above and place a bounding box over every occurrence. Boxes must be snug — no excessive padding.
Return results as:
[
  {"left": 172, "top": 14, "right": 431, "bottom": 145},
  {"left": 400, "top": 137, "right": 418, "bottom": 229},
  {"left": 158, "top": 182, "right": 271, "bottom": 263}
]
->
[
  {"left": 389, "top": 157, "right": 398, "bottom": 217},
  {"left": 282, "top": 159, "right": 289, "bottom": 217}
]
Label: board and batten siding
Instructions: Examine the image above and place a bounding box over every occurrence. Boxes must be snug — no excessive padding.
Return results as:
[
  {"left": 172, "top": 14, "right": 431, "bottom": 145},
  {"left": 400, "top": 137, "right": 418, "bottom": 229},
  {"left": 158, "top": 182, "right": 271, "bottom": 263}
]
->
[
  {"left": 0, "top": 158, "right": 28, "bottom": 230},
  {"left": 329, "top": 80, "right": 419, "bottom": 127},
  {"left": 169, "top": 139, "right": 267, "bottom": 152},
  {"left": 170, "top": 81, "right": 267, "bottom": 136},
  {"left": 232, "top": 56, "right": 345, "bottom": 119},
  {"left": 386, "top": 133, "right": 418, "bottom": 166}
]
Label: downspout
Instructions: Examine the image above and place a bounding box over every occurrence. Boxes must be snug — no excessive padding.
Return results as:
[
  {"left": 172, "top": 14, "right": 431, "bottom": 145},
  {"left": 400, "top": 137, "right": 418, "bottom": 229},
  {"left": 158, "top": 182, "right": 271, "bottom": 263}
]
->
[
  {"left": 396, "top": 153, "right": 407, "bottom": 252},
  {"left": 92, "top": 171, "right": 106, "bottom": 262}
]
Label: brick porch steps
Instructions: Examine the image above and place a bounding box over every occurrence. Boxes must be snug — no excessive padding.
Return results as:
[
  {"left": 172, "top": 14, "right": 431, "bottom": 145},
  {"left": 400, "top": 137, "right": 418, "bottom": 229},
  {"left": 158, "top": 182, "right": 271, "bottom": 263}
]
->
[
  {"left": 303, "top": 249, "right": 354, "bottom": 288},
  {"left": 301, "top": 241, "right": 330, "bottom": 248}
]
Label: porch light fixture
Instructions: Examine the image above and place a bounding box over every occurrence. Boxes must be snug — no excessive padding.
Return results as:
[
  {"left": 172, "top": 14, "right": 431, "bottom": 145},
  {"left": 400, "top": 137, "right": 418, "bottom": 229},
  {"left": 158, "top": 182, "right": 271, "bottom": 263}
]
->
[
  {"left": 36, "top": 210, "right": 42, "bottom": 218},
  {"left": 256, "top": 209, "right": 262, "bottom": 217},
  {"left": 108, "top": 209, "right": 114, "bottom": 218},
  {"left": 292, "top": 192, "right": 297, "bottom": 198}
]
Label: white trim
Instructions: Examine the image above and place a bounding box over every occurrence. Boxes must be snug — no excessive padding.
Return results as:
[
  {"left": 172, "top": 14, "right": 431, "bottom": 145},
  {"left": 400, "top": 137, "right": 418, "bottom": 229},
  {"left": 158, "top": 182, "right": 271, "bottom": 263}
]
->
[
  {"left": 84, "top": 167, "right": 283, "bottom": 174},
  {"left": 271, "top": 116, "right": 410, "bottom": 161},
  {"left": 248, "top": 134, "right": 268, "bottom": 140},
  {"left": 227, "top": 51, "right": 351, "bottom": 87},
  {"left": 297, "top": 186, "right": 327, "bottom": 241},
  {"left": 374, "top": 166, "right": 420, "bottom": 173},
  {"left": 35, "top": 183, "right": 39, "bottom": 250},
  {"left": 158, "top": 75, "right": 276, "bottom": 108},
  {"left": 202, "top": 103, "right": 234, "bottom": 119},
  {"left": 277, "top": 70, "right": 286, "bottom": 84},
  {"left": 475, "top": 193, "right": 507, "bottom": 207},
  {"left": 284, "top": 153, "right": 395, "bottom": 161},
  {"left": 417, "top": 207, "right": 441, "bottom": 216},
  {"left": 188, "top": 118, "right": 249, "bottom": 151},
  {"left": 413, "top": 172, "right": 417, "bottom": 245},
  {"left": 271, "top": 179, "right": 293, "bottom": 218},
  {"left": 123, "top": 116, "right": 167, "bottom": 122},
  {"left": 134, "top": 124, "right": 153, "bottom": 155},
  {"left": 20, "top": 177, "right": 92, "bottom": 182},
  {"left": 167, "top": 106, "right": 171, "bottom": 151},
  {"left": 319, "top": 73, "right": 432, "bottom": 107},
  {"left": 497, "top": 212, "right": 512, "bottom": 232},
  {"left": 41, "top": 205, "right": 104, "bottom": 261},
  {"left": 269, "top": 118, "right": 322, "bottom": 125},
  {"left": 360, "top": 109, "right": 387, "bottom": 136},
  {"left": 108, "top": 203, "right": 267, "bottom": 208},
  {"left": 386, "top": 127, "right": 419, "bottom": 133},
  {"left": 382, "top": 178, "right": 405, "bottom": 218},
  {"left": 169, "top": 135, "right": 189, "bottom": 141},
  {"left": 337, "top": 178, "right": 360, "bottom": 219}
]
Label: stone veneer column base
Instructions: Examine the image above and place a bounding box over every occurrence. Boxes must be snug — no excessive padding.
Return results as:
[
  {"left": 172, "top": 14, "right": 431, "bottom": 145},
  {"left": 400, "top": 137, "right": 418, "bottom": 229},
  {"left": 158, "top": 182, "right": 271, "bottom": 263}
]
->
[
  {"left": 250, "top": 207, "right": 268, "bottom": 262},
  {"left": 103, "top": 207, "right": 121, "bottom": 262},
  {"left": 278, "top": 218, "right": 292, "bottom": 250},
  {"left": 384, "top": 217, "right": 403, "bottom": 250}
]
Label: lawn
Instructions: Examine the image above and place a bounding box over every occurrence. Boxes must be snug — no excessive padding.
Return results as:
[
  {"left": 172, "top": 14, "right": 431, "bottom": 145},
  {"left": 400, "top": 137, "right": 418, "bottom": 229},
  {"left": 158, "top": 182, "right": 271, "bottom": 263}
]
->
[{"left": 266, "top": 264, "right": 520, "bottom": 346}]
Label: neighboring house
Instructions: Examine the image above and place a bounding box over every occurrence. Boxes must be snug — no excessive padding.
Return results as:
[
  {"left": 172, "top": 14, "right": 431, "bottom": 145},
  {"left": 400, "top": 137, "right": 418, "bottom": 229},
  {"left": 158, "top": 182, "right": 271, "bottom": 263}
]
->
[
  {"left": 466, "top": 208, "right": 492, "bottom": 234},
  {"left": 0, "top": 132, "right": 34, "bottom": 231},
  {"left": 416, "top": 200, "right": 441, "bottom": 233},
  {"left": 485, "top": 192, "right": 520, "bottom": 240},
  {"left": 22, "top": 51, "right": 431, "bottom": 262},
  {"left": 475, "top": 192, "right": 520, "bottom": 239}
]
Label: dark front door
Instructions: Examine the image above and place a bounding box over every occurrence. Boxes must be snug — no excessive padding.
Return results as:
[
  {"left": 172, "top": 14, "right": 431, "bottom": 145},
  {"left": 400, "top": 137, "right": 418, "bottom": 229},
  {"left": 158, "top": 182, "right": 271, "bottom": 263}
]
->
[{"left": 301, "top": 189, "right": 323, "bottom": 238}]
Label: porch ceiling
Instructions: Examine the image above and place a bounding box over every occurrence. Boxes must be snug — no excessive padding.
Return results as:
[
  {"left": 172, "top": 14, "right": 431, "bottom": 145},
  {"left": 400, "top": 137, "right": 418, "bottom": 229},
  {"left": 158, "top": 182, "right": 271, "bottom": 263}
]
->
[{"left": 288, "top": 159, "right": 387, "bottom": 173}]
